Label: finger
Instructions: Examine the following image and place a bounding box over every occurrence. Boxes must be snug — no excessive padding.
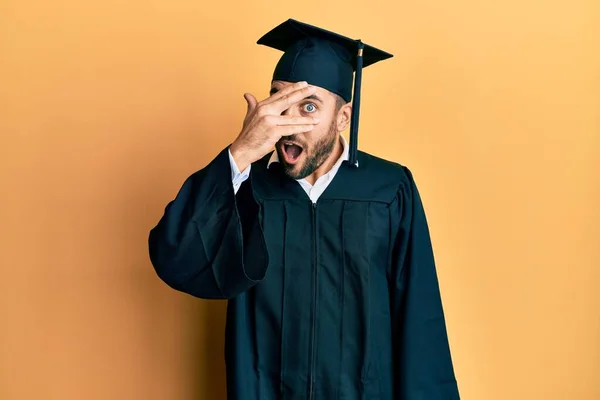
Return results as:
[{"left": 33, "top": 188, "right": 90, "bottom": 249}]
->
[
  {"left": 277, "top": 124, "right": 316, "bottom": 137},
  {"left": 268, "top": 115, "right": 320, "bottom": 126},
  {"left": 244, "top": 93, "right": 258, "bottom": 114},
  {"left": 262, "top": 81, "right": 309, "bottom": 105},
  {"left": 268, "top": 85, "right": 318, "bottom": 114}
]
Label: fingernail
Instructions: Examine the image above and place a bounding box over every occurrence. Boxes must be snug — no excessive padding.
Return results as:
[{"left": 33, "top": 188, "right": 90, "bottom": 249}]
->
[{"left": 313, "top": 118, "right": 320, "bottom": 123}]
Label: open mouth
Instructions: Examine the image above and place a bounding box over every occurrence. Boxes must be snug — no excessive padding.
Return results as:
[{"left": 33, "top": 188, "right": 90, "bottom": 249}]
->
[{"left": 281, "top": 141, "right": 304, "bottom": 164}]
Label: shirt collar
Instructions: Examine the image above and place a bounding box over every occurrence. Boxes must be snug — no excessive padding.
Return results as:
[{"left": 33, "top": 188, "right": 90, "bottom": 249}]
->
[{"left": 267, "top": 134, "right": 350, "bottom": 170}]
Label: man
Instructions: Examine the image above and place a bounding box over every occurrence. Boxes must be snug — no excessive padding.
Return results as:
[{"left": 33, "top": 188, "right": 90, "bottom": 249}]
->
[{"left": 149, "top": 18, "right": 460, "bottom": 400}]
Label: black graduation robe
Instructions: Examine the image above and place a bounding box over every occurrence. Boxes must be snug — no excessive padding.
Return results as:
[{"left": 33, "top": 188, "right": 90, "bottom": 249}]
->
[{"left": 148, "top": 145, "right": 460, "bottom": 400}]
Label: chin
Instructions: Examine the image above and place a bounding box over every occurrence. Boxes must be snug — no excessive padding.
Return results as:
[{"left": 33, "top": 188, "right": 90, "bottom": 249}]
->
[{"left": 281, "top": 161, "right": 307, "bottom": 180}]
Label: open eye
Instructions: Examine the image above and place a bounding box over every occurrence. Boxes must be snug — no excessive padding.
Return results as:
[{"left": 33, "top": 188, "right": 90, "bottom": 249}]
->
[{"left": 302, "top": 103, "right": 317, "bottom": 113}]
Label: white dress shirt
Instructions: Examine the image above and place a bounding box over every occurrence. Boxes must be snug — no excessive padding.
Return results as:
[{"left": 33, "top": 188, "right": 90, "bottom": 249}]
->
[{"left": 228, "top": 135, "right": 350, "bottom": 203}]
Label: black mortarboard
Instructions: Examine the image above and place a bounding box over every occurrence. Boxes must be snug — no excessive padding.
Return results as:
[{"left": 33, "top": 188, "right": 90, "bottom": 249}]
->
[{"left": 256, "top": 18, "right": 393, "bottom": 167}]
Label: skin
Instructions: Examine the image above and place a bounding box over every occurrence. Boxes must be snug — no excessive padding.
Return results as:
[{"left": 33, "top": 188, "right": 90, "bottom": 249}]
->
[{"left": 230, "top": 80, "right": 352, "bottom": 185}]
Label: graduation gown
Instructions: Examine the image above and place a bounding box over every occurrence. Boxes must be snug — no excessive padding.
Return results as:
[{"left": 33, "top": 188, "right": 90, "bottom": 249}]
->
[{"left": 148, "top": 146, "right": 460, "bottom": 400}]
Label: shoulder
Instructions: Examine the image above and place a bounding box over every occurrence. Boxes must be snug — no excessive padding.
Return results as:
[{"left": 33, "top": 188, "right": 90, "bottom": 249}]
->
[
  {"left": 356, "top": 150, "right": 415, "bottom": 186},
  {"left": 323, "top": 150, "right": 417, "bottom": 204}
]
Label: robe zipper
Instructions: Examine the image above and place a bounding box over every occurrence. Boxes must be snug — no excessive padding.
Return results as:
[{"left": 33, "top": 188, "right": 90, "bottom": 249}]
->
[{"left": 308, "top": 201, "right": 318, "bottom": 400}]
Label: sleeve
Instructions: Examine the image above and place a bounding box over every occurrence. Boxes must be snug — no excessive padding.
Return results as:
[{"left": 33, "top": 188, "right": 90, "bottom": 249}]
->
[
  {"left": 390, "top": 167, "right": 460, "bottom": 399},
  {"left": 148, "top": 146, "right": 269, "bottom": 299},
  {"left": 228, "top": 148, "right": 251, "bottom": 194}
]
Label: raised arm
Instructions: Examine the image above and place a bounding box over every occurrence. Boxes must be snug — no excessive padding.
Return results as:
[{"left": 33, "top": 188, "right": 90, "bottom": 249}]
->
[
  {"left": 148, "top": 146, "right": 267, "bottom": 299},
  {"left": 148, "top": 81, "right": 320, "bottom": 299}
]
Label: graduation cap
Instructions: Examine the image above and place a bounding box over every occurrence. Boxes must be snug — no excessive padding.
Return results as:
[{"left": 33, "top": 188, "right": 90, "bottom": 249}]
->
[{"left": 256, "top": 18, "right": 393, "bottom": 167}]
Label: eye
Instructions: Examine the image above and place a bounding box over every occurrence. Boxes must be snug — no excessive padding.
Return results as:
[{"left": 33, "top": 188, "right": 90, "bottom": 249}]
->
[{"left": 302, "top": 103, "right": 317, "bottom": 113}]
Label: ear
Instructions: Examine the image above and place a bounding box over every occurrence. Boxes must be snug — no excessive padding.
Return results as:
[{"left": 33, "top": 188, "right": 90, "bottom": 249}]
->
[{"left": 336, "top": 103, "right": 352, "bottom": 132}]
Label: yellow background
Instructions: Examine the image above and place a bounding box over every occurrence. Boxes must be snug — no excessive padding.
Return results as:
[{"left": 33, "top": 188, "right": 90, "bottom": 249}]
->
[{"left": 1, "top": 1, "right": 599, "bottom": 399}]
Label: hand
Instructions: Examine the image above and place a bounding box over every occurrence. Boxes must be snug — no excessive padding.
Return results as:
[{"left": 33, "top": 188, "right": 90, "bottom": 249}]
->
[{"left": 229, "top": 81, "right": 320, "bottom": 171}]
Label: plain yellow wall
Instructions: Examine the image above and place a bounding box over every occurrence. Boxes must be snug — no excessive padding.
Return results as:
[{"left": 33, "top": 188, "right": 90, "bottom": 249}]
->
[{"left": 1, "top": 1, "right": 599, "bottom": 399}]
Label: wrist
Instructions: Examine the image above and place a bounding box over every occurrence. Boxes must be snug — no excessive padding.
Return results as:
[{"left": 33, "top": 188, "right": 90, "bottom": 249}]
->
[{"left": 229, "top": 143, "right": 250, "bottom": 172}]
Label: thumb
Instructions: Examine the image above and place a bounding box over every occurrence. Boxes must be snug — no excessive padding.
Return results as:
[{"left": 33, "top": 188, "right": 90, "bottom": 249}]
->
[{"left": 243, "top": 93, "right": 258, "bottom": 114}]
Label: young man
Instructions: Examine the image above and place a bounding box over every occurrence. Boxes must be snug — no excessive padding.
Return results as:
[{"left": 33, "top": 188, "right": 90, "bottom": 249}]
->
[{"left": 149, "top": 18, "right": 460, "bottom": 400}]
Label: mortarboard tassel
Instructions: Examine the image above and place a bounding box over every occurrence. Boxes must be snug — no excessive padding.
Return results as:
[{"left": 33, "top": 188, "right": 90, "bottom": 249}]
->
[{"left": 348, "top": 40, "right": 364, "bottom": 168}]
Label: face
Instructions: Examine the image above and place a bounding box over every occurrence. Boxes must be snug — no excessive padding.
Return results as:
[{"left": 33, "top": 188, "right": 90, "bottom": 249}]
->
[{"left": 271, "top": 80, "right": 350, "bottom": 180}]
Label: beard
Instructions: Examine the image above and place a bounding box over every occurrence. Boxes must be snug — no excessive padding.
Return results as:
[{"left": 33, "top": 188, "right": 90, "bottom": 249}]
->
[{"left": 277, "top": 120, "right": 338, "bottom": 180}]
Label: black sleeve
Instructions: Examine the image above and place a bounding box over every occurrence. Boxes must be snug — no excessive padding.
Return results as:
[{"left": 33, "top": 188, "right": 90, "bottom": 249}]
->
[
  {"left": 148, "top": 146, "right": 269, "bottom": 299},
  {"left": 390, "top": 167, "right": 460, "bottom": 399}
]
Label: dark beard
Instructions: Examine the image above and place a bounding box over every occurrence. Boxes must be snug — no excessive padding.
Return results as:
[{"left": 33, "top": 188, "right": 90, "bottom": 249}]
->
[{"left": 277, "top": 122, "right": 338, "bottom": 180}]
